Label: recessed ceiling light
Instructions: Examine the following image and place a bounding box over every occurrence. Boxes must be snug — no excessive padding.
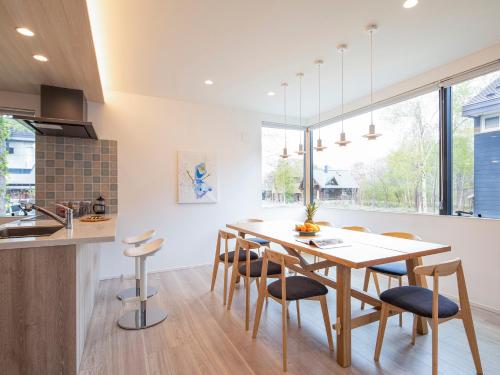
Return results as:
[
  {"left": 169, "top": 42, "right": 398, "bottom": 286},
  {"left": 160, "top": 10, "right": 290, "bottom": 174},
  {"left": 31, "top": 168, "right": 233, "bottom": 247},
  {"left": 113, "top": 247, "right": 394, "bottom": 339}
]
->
[
  {"left": 403, "top": 0, "right": 418, "bottom": 8},
  {"left": 33, "top": 54, "right": 48, "bottom": 62},
  {"left": 16, "top": 27, "right": 35, "bottom": 37},
  {"left": 204, "top": 80, "right": 213, "bottom": 85},
  {"left": 267, "top": 91, "right": 276, "bottom": 96}
]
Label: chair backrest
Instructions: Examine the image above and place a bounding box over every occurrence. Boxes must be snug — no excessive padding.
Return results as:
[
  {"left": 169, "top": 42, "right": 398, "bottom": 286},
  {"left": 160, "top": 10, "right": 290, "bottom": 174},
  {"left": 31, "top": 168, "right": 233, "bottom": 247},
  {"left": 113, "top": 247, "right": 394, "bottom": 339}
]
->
[
  {"left": 239, "top": 218, "right": 264, "bottom": 223},
  {"left": 219, "top": 229, "right": 236, "bottom": 240},
  {"left": 414, "top": 258, "right": 461, "bottom": 277},
  {"left": 259, "top": 248, "right": 300, "bottom": 302},
  {"left": 216, "top": 229, "right": 236, "bottom": 260},
  {"left": 343, "top": 226, "right": 371, "bottom": 233},
  {"left": 414, "top": 258, "right": 466, "bottom": 321},
  {"left": 232, "top": 237, "right": 262, "bottom": 277},
  {"left": 265, "top": 248, "right": 300, "bottom": 267},
  {"left": 237, "top": 237, "right": 261, "bottom": 250},
  {"left": 122, "top": 229, "right": 156, "bottom": 246},
  {"left": 382, "top": 231, "right": 421, "bottom": 241},
  {"left": 315, "top": 221, "right": 334, "bottom": 227}
]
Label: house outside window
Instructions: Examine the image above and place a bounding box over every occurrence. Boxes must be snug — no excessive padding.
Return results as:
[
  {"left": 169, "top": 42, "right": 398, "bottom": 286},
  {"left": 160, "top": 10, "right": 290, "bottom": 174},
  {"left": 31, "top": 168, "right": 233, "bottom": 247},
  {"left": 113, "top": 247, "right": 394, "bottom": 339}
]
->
[
  {"left": 261, "top": 126, "right": 305, "bottom": 206},
  {"left": 0, "top": 117, "right": 36, "bottom": 215}
]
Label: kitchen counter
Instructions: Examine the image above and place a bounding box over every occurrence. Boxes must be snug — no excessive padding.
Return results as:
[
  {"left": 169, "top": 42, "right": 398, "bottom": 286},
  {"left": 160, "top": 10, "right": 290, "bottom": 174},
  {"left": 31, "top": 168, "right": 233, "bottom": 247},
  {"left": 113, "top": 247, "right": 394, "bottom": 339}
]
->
[
  {"left": 0, "top": 214, "right": 117, "bottom": 375},
  {"left": 0, "top": 214, "right": 117, "bottom": 250}
]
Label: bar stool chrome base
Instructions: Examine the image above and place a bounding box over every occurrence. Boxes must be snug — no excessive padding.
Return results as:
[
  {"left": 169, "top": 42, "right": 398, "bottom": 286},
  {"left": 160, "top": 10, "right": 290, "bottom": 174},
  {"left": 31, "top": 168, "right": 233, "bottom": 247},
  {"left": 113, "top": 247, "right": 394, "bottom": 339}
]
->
[
  {"left": 118, "top": 307, "right": 167, "bottom": 330},
  {"left": 116, "top": 286, "right": 158, "bottom": 300}
]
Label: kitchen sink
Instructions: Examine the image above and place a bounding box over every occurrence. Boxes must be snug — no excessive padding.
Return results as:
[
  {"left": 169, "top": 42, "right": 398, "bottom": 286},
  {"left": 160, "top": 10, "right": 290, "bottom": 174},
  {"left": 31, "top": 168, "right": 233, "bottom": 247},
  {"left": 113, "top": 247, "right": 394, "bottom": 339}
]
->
[{"left": 0, "top": 226, "right": 63, "bottom": 239}]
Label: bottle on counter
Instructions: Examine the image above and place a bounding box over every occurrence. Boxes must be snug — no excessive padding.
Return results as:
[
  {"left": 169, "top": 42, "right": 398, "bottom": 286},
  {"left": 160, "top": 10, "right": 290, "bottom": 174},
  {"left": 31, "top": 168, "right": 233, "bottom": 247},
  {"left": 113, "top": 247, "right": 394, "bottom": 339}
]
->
[{"left": 93, "top": 195, "right": 106, "bottom": 215}]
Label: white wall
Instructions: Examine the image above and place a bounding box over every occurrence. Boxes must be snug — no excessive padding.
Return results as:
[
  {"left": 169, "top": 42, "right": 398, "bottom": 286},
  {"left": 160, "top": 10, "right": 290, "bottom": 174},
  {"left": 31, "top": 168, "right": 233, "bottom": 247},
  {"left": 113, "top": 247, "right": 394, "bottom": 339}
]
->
[
  {"left": 311, "top": 42, "right": 500, "bottom": 124},
  {"left": 88, "top": 90, "right": 303, "bottom": 279},
  {"left": 317, "top": 207, "right": 500, "bottom": 312}
]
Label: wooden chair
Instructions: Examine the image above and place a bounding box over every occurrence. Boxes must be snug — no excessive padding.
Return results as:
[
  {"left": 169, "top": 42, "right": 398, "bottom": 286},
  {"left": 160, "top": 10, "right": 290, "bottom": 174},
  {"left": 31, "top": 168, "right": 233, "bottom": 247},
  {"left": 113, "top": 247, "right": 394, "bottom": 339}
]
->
[
  {"left": 227, "top": 238, "right": 282, "bottom": 330},
  {"left": 314, "top": 220, "right": 334, "bottom": 227},
  {"left": 374, "top": 258, "right": 483, "bottom": 375},
  {"left": 252, "top": 248, "right": 334, "bottom": 371},
  {"left": 361, "top": 231, "right": 421, "bottom": 327},
  {"left": 241, "top": 218, "right": 271, "bottom": 247},
  {"left": 211, "top": 230, "right": 258, "bottom": 305},
  {"left": 342, "top": 225, "right": 371, "bottom": 233}
]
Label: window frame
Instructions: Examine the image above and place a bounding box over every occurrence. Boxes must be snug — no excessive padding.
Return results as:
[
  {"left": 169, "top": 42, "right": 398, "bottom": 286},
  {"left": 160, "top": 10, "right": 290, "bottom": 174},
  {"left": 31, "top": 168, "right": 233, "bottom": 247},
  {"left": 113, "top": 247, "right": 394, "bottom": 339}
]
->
[
  {"left": 261, "top": 61, "right": 500, "bottom": 218},
  {"left": 260, "top": 124, "right": 308, "bottom": 207},
  {"left": 480, "top": 114, "right": 500, "bottom": 133}
]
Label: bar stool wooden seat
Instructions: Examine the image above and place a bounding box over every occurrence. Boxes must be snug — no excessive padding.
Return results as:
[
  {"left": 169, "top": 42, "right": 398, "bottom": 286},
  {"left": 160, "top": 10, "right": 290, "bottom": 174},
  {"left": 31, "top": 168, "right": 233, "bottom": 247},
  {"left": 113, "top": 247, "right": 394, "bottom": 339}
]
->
[
  {"left": 361, "top": 231, "right": 421, "bottom": 326},
  {"left": 374, "top": 258, "right": 483, "bottom": 375},
  {"left": 210, "top": 230, "right": 258, "bottom": 305},
  {"left": 117, "top": 230, "right": 157, "bottom": 300},
  {"left": 252, "top": 248, "right": 334, "bottom": 371},
  {"left": 118, "top": 238, "right": 167, "bottom": 330},
  {"left": 227, "top": 238, "right": 281, "bottom": 331}
]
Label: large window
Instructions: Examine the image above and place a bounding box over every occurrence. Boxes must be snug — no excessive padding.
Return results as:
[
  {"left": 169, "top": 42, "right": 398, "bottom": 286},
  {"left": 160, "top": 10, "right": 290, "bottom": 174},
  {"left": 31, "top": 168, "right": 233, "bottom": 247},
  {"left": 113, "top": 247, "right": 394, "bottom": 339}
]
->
[
  {"left": 261, "top": 126, "right": 305, "bottom": 206},
  {"left": 0, "top": 117, "right": 35, "bottom": 215},
  {"left": 260, "top": 66, "right": 500, "bottom": 218},
  {"left": 313, "top": 91, "right": 439, "bottom": 213},
  {"left": 452, "top": 70, "right": 500, "bottom": 217}
]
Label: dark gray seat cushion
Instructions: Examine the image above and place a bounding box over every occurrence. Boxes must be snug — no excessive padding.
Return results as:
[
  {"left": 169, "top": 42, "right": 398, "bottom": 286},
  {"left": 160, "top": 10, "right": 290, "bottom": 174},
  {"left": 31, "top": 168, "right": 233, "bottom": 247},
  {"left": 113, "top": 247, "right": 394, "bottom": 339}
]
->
[
  {"left": 246, "top": 237, "right": 270, "bottom": 246},
  {"left": 238, "top": 258, "right": 281, "bottom": 277},
  {"left": 369, "top": 261, "right": 407, "bottom": 276},
  {"left": 267, "top": 276, "right": 328, "bottom": 301},
  {"left": 219, "top": 250, "right": 258, "bottom": 263},
  {"left": 380, "top": 286, "right": 459, "bottom": 318}
]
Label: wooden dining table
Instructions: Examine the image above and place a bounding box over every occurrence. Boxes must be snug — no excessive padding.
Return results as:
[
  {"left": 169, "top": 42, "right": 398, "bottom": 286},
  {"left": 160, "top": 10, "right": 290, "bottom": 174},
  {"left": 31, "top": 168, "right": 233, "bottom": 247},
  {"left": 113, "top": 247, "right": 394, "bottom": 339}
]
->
[{"left": 226, "top": 220, "right": 451, "bottom": 368}]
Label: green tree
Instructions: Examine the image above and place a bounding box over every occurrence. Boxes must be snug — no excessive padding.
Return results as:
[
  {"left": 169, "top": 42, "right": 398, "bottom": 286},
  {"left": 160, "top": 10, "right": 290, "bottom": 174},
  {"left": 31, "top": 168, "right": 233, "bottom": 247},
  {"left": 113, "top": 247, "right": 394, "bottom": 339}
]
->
[{"left": 272, "top": 159, "right": 302, "bottom": 204}]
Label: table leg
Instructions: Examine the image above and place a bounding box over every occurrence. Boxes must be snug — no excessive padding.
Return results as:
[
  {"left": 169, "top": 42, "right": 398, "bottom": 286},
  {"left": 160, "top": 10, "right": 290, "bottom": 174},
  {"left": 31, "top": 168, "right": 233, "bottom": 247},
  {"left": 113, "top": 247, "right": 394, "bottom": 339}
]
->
[
  {"left": 406, "top": 257, "right": 428, "bottom": 335},
  {"left": 336, "top": 264, "right": 351, "bottom": 367}
]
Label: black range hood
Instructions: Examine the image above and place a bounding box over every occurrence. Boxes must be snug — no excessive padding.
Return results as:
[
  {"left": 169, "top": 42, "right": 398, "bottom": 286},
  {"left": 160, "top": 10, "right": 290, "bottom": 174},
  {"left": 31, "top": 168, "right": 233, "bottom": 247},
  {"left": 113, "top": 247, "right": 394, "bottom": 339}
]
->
[{"left": 13, "top": 85, "right": 98, "bottom": 140}]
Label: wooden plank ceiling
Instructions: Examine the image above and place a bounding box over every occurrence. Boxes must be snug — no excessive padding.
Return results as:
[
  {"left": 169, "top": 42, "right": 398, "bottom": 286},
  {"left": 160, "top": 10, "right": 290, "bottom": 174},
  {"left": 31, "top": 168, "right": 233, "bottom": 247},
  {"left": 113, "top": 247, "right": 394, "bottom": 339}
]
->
[{"left": 0, "top": 0, "right": 104, "bottom": 102}]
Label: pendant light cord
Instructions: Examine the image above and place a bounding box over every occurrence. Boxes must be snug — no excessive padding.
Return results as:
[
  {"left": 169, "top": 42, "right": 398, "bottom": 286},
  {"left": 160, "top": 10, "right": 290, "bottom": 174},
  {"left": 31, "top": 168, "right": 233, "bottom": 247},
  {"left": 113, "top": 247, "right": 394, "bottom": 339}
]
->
[
  {"left": 370, "top": 29, "right": 374, "bottom": 125},
  {"left": 318, "top": 62, "right": 321, "bottom": 138},
  {"left": 341, "top": 49, "right": 344, "bottom": 133},
  {"left": 299, "top": 73, "right": 303, "bottom": 145},
  {"left": 283, "top": 83, "right": 287, "bottom": 148}
]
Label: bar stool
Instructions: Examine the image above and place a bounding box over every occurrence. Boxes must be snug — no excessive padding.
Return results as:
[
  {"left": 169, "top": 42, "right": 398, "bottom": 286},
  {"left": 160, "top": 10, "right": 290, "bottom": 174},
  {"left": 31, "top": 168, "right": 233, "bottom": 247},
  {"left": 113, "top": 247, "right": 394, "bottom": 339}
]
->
[
  {"left": 117, "top": 230, "right": 157, "bottom": 300},
  {"left": 118, "top": 238, "right": 167, "bottom": 330}
]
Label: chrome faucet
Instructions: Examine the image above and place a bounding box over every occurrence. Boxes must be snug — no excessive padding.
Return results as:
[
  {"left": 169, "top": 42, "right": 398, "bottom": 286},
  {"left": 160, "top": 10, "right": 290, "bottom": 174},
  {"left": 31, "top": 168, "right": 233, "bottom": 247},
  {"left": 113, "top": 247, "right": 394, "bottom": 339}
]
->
[{"left": 22, "top": 203, "right": 73, "bottom": 229}]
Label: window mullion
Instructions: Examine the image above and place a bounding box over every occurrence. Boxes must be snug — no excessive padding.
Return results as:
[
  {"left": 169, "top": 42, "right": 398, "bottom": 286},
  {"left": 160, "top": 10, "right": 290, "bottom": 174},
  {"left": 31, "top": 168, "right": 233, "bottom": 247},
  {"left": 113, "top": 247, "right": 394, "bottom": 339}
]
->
[{"left": 439, "top": 86, "right": 452, "bottom": 215}]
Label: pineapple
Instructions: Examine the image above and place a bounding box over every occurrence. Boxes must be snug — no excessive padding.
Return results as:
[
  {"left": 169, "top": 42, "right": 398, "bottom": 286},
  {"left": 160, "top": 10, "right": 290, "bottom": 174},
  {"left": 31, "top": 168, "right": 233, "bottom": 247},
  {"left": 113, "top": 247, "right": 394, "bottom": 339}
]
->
[{"left": 305, "top": 202, "right": 318, "bottom": 224}]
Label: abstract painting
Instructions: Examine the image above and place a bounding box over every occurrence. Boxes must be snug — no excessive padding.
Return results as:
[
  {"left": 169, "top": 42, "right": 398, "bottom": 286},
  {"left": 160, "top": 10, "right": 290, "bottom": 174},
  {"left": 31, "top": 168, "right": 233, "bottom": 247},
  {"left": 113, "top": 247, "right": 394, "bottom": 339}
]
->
[{"left": 177, "top": 151, "right": 218, "bottom": 203}]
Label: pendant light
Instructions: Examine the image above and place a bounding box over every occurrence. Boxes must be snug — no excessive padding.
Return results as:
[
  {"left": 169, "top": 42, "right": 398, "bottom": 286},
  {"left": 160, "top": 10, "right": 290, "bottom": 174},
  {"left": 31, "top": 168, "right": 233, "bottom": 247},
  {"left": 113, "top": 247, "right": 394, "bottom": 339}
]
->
[
  {"left": 296, "top": 72, "right": 306, "bottom": 155},
  {"left": 335, "top": 44, "right": 351, "bottom": 146},
  {"left": 363, "top": 24, "right": 382, "bottom": 140},
  {"left": 280, "top": 82, "right": 289, "bottom": 159},
  {"left": 314, "top": 59, "right": 327, "bottom": 151}
]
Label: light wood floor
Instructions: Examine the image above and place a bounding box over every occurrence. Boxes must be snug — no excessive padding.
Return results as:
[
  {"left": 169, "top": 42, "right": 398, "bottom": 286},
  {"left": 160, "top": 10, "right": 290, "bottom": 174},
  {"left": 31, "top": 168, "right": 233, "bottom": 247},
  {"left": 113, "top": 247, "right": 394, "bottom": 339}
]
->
[{"left": 79, "top": 265, "right": 500, "bottom": 375}]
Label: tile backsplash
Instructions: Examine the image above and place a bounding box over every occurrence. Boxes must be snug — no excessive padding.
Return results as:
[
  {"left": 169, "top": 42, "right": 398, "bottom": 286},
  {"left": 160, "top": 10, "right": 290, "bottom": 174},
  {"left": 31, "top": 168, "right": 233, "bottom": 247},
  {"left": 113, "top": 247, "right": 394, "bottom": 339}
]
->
[{"left": 35, "top": 136, "right": 118, "bottom": 214}]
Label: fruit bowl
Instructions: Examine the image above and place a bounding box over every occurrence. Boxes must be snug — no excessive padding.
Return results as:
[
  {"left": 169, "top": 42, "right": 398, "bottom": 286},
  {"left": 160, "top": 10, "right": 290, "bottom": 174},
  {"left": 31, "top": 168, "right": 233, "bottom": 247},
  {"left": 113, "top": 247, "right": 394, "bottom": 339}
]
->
[
  {"left": 298, "top": 231, "right": 318, "bottom": 237},
  {"left": 295, "top": 222, "right": 320, "bottom": 236}
]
